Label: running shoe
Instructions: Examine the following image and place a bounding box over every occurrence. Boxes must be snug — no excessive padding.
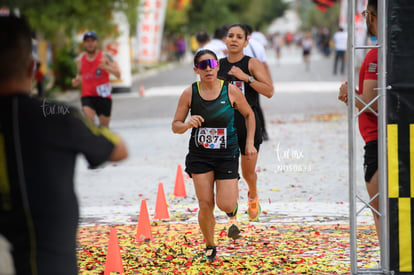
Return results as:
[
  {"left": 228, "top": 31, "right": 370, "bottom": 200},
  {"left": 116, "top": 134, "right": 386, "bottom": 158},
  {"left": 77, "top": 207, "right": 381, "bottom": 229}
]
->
[
  {"left": 227, "top": 223, "right": 241, "bottom": 240},
  {"left": 202, "top": 245, "right": 217, "bottom": 262},
  {"left": 247, "top": 194, "right": 261, "bottom": 221}
]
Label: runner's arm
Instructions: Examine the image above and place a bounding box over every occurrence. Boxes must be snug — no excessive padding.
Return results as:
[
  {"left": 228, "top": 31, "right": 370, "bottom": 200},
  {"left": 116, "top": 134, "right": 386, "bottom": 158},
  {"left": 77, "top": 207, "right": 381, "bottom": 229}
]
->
[
  {"left": 338, "top": 80, "right": 378, "bottom": 113},
  {"left": 100, "top": 53, "right": 121, "bottom": 79},
  {"left": 263, "top": 62, "right": 272, "bottom": 84},
  {"left": 72, "top": 56, "right": 82, "bottom": 87},
  {"left": 248, "top": 58, "right": 274, "bottom": 98},
  {"left": 172, "top": 87, "right": 204, "bottom": 134},
  {"left": 229, "top": 84, "right": 257, "bottom": 158}
]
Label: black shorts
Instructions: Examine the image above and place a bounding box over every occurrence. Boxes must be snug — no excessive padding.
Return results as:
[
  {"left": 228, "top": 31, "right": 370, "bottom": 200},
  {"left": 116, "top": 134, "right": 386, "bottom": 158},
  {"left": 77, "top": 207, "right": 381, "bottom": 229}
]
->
[
  {"left": 81, "top": 96, "right": 112, "bottom": 117},
  {"left": 185, "top": 153, "right": 240, "bottom": 180},
  {"left": 364, "top": 140, "right": 378, "bottom": 182},
  {"left": 234, "top": 109, "right": 262, "bottom": 155}
]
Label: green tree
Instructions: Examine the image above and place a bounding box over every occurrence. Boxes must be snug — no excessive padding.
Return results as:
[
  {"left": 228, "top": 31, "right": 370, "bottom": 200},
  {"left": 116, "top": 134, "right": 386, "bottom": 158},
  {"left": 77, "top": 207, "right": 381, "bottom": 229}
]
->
[
  {"left": 11, "top": 0, "right": 140, "bottom": 39},
  {"left": 186, "top": 0, "right": 246, "bottom": 34},
  {"left": 7, "top": 0, "right": 140, "bottom": 90},
  {"left": 240, "top": 0, "right": 289, "bottom": 30},
  {"left": 165, "top": 0, "right": 191, "bottom": 34},
  {"left": 299, "top": 0, "right": 341, "bottom": 34},
  {"left": 172, "top": 0, "right": 288, "bottom": 34}
]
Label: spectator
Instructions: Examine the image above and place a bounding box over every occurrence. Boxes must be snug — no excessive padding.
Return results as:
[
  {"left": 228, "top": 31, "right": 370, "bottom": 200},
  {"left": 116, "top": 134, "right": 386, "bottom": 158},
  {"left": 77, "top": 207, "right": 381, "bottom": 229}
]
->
[
  {"left": 333, "top": 27, "right": 347, "bottom": 75},
  {"left": 34, "top": 61, "right": 45, "bottom": 97},
  {"left": 0, "top": 14, "right": 128, "bottom": 274}
]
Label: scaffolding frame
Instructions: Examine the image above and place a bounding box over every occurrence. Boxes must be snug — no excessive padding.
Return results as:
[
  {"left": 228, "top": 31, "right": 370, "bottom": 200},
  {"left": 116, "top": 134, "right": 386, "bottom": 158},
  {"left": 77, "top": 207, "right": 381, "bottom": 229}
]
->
[{"left": 347, "top": 0, "right": 391, "bottom": 274}]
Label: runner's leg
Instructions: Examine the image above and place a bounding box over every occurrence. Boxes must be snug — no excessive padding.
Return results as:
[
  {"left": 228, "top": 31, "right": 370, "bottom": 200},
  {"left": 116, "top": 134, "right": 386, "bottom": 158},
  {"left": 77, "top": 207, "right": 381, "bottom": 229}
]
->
[
  {"left": 216, "top": 178, "right": 240, "bottom": 239},
  {"left": 193, "top": 172, "right": 216, "bottom": 247},
  {"left": 216, "top": 178, "right": 238, "bottom": 213},
  {"left": 366, "top": 170, "right": 379, "bottom": 238},
  {"left": 241, "top": 153, "right": 261, "bottom": 220},
  {"left": 82, "top": 106, "right": 96, "bottom": 124},
  {"left": 241, "top": 154, "right": 258, "bottom": 199},
  {"left": 98, "top": 115, "right": 110, "bottom": 128}
]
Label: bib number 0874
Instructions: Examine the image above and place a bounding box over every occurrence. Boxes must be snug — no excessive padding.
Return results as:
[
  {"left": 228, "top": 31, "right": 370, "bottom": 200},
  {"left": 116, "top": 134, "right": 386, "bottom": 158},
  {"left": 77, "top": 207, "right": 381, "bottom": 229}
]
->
[
  {"left": 198, "top": 134, "right": 225, "bottom": 144},
  {"left": 197, "top": 128, "right": 227, "bottom": 149}
]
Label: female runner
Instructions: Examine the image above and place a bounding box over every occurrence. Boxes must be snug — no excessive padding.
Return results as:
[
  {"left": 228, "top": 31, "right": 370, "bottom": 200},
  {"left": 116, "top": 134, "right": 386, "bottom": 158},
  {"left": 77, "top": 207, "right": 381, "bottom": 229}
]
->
[
  {"left": 218, "top": 23, "right": 274, "bottom": 221},
  {"left": 172, "top": 49, "right": 256, "bottom": 262}
]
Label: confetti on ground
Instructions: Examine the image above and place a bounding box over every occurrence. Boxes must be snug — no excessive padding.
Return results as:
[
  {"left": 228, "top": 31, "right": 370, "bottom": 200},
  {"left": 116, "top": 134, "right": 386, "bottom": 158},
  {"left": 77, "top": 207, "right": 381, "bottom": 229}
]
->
[
  {"left": 77, "top": 223, "right": 379, "bottom": 274},
  {"left": 75, "top": 113, "right": 375, "bottom": 274}
]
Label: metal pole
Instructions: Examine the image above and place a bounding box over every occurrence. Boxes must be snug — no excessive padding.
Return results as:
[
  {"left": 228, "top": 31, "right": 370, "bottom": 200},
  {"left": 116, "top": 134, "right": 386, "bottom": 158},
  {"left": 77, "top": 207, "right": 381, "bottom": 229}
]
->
[
  {"left": 347, "top": 0, "right": 357, "bottom": 273},
  {"left": 348, "top": 0, "right": 389, "bottom": 274},
  {"left": 377, "top": 0, "right": 389, "bottom": 273}
]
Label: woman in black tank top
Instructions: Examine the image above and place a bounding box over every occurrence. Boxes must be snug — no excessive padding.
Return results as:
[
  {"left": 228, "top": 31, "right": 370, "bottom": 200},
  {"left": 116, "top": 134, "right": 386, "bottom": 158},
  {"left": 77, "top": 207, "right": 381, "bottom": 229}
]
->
[
  {"left": 217, "top": 23, "right": 273, "bottom": 222},
  {"left": 172, "top": 49, "right": 257, "bottom": 262}
]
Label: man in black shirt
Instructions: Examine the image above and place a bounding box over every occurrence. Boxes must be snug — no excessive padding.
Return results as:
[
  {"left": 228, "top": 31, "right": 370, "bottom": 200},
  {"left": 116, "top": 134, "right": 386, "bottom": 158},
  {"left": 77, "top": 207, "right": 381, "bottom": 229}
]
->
[{"left": 0, "top": 14, "right": 128, "bottom": 274}]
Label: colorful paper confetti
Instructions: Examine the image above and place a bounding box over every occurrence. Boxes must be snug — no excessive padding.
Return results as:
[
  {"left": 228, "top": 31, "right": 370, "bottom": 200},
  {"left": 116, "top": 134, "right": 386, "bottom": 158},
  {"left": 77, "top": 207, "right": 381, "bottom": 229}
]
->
[{"left": 77, "top": 223, "right": 379, "bottom": 274}]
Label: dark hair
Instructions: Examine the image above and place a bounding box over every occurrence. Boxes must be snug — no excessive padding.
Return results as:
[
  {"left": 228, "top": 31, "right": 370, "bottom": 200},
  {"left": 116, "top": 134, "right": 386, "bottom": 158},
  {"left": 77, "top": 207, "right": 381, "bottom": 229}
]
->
[
  {"left": 213, "top": 25, "right": 227, "bottom": 40},
  {"left": 193, "top": 49, "right": 218, "bottom": 67},
  {"left": 368, "top": 0, "right": 377, "bottom": 13},
  {"left": 195, "top": 30, "right": 210, "bottom": 44},
  {"left": 0, "top": 15, "right": 33, "bottom": 81},
  {"left": 245, "top": 24, "right": 253, "bottom": 36},
  {"left": 227, "top": 23, "right": 249, "bottom": 40}
]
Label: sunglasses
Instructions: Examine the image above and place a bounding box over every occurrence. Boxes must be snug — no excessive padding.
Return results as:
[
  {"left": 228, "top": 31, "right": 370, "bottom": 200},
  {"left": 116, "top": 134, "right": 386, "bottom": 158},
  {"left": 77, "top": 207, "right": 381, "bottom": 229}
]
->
[{"left": 196, "top": 59, "right": 218, "bottom": 70}]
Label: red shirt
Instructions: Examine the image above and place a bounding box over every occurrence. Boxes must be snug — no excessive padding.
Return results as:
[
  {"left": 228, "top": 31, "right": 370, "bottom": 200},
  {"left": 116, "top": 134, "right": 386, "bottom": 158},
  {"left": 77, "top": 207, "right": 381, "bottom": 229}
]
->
[
  {"left": 80, "top": 51, "right": 112, "bottom": 98},
  {"left": 35, "top": 69, "right": 44, "bottom": 83},
  {"left": 358, "top": 48, "right": 378, "bottom": 143}
]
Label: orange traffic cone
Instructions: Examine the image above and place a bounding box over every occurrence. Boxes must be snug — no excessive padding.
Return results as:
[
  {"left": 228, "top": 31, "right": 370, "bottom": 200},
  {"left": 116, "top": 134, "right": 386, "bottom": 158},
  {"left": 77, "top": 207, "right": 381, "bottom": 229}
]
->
[
  {"left": 136, "top": 199, "right": 153, "bottom": 242},
  {"left": 139, "top": 84, "right": 145, "bottom": 97},
  {"left": 174, "top": 164, "right": 187, "bottom": 197},
  {"left": 104, "top": 227, "right": 124, "bottom": 275},
  {"left": 154, "top": 182, "right": 170, "bottom": 220}
]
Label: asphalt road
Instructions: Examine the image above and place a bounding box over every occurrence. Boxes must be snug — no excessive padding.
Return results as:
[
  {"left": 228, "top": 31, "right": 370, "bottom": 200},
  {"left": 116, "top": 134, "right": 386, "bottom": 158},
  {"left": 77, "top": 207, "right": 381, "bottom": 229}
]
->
[
  {"left": 72, "top": 45, "right": 372, "bottom": 228},
  {"left": 104, "top": 46, "right": 348, "bottom": 121},
  {"left": 63, "top": 46, "right": 347, "bottom": 121},
  {"left": 66, "top": 45, "right": 380, "bottom": 273}
]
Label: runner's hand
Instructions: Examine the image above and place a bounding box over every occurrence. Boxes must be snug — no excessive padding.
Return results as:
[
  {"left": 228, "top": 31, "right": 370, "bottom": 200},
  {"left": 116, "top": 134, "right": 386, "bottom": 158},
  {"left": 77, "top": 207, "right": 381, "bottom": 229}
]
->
[
  {"left": 228, "top": 66, "right": 248, "bottom": 82},
  {"left": 98, "top": 58, "right": 110, "bottom": 71},
  {"left": 72, "top": 76, "right": 81, "bottom": 87},
  {"left": 187, "top": 115, "right": 204, "bottom": 129},
  {"left": 245, "top": 144, "right": 257, "bottom": 160},
  {"left": 98, "top": 54, "right": 114, "bottom": 71},
  {"left": 338, "top": 81, "right": 348, "bottom": 105}
]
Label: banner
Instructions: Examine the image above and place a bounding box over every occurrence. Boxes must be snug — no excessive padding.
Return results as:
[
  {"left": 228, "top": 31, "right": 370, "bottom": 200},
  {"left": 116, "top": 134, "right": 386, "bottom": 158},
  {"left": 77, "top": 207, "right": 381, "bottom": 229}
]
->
[
  {"left": 103, "top": 11, "right": 132, "bottom": 93},
  {"left": 136, "top": 0, "right": 167, "bottom": 64},
  {"left": 387, "top": 1, "right": 414, "bottom": 273},
  {"left": 340, "top": 0, "right": 369, "bottom": 66},
  {"left": 339, "top": 0, "right": 347, "bottom": 29}
]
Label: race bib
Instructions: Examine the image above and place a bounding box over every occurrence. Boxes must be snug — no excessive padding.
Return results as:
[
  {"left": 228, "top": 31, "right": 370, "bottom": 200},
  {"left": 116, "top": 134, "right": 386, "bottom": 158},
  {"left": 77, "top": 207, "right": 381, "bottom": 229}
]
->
[
  {"left": 96, "top": 83, "right": 112, "bottom": 98},
  {"left": 197, "top": 128, "right": 227, "bottom": 149},
  {"left": 232, "top": 80, "right": 245, "bottom": 95}
]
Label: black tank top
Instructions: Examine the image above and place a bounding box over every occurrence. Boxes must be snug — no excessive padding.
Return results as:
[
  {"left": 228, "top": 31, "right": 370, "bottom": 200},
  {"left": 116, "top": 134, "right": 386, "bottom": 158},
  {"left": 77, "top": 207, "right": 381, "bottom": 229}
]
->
[
  {"left": 218, "top": 56, "right": 258, "bottom": 108},
  {"left": 188, "top": 81, "right": 239, "bottom": 157}
]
